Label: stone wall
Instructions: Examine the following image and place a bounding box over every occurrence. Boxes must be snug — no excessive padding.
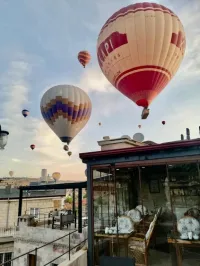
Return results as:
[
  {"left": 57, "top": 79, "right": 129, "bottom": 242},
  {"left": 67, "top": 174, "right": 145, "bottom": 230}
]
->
[
  {"left": 13, "top": 226, "right": 88, "bottom": 266},
  {"left": 0, "top": 242, "right": 14, "bottom": 253},
  {"left": 0, "top": 197, "right": 62, "bottom": 227},
  {"left": 59, "top": 250, "right": 87, "bottom": 266}
]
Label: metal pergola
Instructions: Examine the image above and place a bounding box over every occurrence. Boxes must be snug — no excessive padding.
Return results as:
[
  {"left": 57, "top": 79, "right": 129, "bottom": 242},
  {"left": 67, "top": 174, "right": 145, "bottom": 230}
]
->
[{"left": 18, "top": 181, "right": 87, "bottom": 233}]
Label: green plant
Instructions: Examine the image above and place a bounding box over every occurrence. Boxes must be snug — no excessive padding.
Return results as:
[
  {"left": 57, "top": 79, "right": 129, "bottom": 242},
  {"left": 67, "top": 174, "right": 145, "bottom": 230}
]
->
[{"left": 65, "top": 196, "right": 72, "bottom": 204}]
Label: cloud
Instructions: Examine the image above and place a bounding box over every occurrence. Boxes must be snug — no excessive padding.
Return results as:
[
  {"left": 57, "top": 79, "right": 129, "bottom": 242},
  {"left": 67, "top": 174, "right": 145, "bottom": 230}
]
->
[
  {"left": 12, "top": 158, "right": 21, "bottom": 163},
  {"left": 0, "top": 0, "right": 199, "bottom": 180},
  {"left": 77, "top": 67, "right": 114, "bottom": 93}
]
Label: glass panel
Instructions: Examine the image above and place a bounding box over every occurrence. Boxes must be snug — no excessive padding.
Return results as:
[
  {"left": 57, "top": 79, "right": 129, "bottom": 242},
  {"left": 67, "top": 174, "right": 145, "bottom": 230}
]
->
[
  {"left": 0, "top": 253, "right": 3, "bottom": 264},
  {"left": 30, "top": 208, "right": 34, "bottom": 216},
  {"left": 168, "top": 162, "right": 200, "bottom": 265},
  {"left": 168, "top": 163, "right": 200, "bottom": 220},
  {"left": 34, "top": 208, "right": 40, "bottom": 218},
  {"left": 93, "top": 166, "right": 139, "bottom": 265},
  {"left": 4, "top": 252, "right": 12, "bottom": 266}
]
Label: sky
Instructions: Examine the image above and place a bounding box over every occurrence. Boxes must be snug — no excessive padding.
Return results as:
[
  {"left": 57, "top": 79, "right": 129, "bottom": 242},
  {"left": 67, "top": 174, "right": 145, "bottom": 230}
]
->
[{"left": 0, "top": 0, "right": 199, "bottom": 180}]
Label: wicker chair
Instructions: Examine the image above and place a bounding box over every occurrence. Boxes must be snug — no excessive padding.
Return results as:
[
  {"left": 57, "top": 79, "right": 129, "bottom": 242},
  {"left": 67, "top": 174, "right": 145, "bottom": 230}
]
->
[{"left": 128, "top": 208, "right": 161, "bottom": 266}]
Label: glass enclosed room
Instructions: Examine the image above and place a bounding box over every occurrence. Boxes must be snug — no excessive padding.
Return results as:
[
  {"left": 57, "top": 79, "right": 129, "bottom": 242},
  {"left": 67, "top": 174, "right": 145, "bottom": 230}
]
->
[{"left": 80, "top": 138, "right": 200, "bottom": 266}]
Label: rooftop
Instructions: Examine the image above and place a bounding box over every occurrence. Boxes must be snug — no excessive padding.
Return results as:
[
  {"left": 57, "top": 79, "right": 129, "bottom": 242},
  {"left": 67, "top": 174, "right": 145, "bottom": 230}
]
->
[
  {"left": 0, "top": 187, "right": 66, "bottom": 200},
  {"left": 80, "top": 138, "right": 200, "bottom": 160}
]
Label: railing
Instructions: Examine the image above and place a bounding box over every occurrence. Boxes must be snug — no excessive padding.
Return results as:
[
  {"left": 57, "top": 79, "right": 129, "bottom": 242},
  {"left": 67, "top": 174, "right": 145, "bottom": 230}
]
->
[
  {"left": 1, "top": 225, "right": 88, "bottom": 266},
  {"left": 0, "top": 227, "right": 18, "bottom": 237},
  {"left": 25, "top": 210, "right": 88, "bottom": 229}
]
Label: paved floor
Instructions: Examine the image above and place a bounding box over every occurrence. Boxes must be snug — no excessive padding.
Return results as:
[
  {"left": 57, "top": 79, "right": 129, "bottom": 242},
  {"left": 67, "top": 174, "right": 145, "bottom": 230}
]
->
[{"left": 149, "top": 249, "right": 200, "bottom": 266}]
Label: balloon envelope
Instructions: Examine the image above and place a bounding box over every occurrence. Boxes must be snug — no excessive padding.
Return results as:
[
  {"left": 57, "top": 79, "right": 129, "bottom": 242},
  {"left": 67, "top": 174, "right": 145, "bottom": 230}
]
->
[
  {"left": 22, "top": 109, "right": 29, "bottom": 117},
  {"left": 97, "top": 2, "right": 186, "bottom": 108},
  {"left": 40, "top": 85, "right": 92, "bottom": 145},
  {"left": 30, "top": 144, "right": 35, "bottom": 150},
  {"left": 78, "top": 51, "right": 91, "bottom": 68},
  {"left": 52, "top": 172, "right": 61, "bottom": 181},
  {"left": 9, "top": 171, "right": 14, "bottom": 177}
]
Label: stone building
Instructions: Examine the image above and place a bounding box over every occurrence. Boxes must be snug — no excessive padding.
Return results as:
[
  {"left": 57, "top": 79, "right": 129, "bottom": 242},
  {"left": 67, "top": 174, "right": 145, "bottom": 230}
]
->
[{"left": 0, "top": 187, "right": 66, "bottom": 265}]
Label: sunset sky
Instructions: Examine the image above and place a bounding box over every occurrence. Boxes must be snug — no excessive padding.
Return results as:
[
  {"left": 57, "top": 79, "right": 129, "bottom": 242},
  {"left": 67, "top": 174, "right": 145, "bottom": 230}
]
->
[{"left": 0, "top": 0, "right": 199, "bottom": 180}]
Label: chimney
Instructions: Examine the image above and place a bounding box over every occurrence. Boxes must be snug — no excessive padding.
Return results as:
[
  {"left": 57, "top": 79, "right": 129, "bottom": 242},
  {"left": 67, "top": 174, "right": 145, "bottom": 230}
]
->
[
  {"left": 181, "top": 134, "right": 184, "bottom": 140},
  {"left": 186, "top": 128, "right": 190, "bottom": 140},
  {"left": 103, "top": 136, "right": 110, "bottom": 140}
]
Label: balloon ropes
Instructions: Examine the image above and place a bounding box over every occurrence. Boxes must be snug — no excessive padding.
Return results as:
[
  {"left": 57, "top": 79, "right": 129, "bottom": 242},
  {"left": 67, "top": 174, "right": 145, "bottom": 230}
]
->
[{"left": 97, "top": 2, "right": 186, "bottom": 119}]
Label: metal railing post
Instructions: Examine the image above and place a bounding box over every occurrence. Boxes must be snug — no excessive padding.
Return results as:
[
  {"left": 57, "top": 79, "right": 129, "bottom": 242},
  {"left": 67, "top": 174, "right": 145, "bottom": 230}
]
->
[
  {"left": 34, "top": 248, "right": 37, "bottom": 266},
  {"left": 69, "top": 233, "right": 71, "bottom": 261}
]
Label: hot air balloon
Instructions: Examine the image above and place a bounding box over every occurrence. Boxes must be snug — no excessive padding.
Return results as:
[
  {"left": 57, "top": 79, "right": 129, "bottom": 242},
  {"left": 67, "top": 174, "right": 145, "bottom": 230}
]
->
[
  {"left": 99, "top": 122, "right": 101, "bottom": 126},
  {"left": 97, "top": 2, "right": 186, "bottom": 119},
  {"left": 9, "top": 171, "right": 14, "bottom": 177},
  {"left": 30, "top": 144, "right": 35, "bottom": 150},
  {"left": 138, "top": 125, "right": 141, "bottom": 129},
  {"left": 63, "top": 145, "right": 69, "bottom": 151},
  {"left": 40, "top": 85, "right": 92, "bottom": 148},
  {"left": 162, "top": 121, "right": 166, "bottom": 125},
  {"left": 52, "top": 172, "right": 61, "bottom": 182},
  {"left": 78, "top": 51, "right": 91, "bottom": 68},
  {"left": 68, "top": 151, "right": 72, "bottom": 157},
  {"left": 22, "top": 109, "right": 29, "bottom": 118}
]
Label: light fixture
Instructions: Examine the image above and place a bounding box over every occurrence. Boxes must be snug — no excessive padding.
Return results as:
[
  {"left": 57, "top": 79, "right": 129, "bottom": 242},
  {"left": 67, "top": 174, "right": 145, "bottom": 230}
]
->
[
  {"left": 142, "top": 167, "right": 145, "bottom": 169},
  {"left": 0, "top": 125, "right": 9, "bottom": 150}
]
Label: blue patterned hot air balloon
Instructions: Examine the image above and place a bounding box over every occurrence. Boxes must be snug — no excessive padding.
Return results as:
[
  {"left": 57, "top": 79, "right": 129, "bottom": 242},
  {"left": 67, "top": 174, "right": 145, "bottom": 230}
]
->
[
  {"left": 40, "top": 85, "right": 92, "bottom": 147},
  {"left": 22, "top": 109, "right": 29, "bottom": 118}
]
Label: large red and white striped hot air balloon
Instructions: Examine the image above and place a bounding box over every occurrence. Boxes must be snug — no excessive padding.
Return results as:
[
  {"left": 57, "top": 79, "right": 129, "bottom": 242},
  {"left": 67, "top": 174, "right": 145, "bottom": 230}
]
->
[
  {"left": 78, "top": 51, "right": 91, "bottom": 68},
  {"left": 97, "top": 2, "right": 186, "bottom": 119}
]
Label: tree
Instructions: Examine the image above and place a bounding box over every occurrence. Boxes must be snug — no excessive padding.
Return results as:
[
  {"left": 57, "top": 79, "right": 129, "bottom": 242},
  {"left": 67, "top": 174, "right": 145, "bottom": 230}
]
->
[
  {"left": 65, "top": 196, "right": 72, "bottom": 204},
  {"left": 83, "top": 193, "right": 87, "bottom": 199}
]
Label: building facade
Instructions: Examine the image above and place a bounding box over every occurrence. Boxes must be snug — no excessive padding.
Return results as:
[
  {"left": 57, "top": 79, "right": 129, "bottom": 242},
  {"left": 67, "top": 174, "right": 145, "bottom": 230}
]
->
[
  {"left": 80, "top": 136, "right": 200, "bottom": 266},
  {"left": 0, "top": 187, "right": 66, "bottom": 265}
]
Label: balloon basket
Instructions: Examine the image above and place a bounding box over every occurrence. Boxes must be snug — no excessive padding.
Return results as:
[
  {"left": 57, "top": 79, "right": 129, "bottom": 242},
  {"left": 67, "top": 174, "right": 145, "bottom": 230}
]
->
[{"left": 141, "top": 108, "right": 149, "bottom": 119}]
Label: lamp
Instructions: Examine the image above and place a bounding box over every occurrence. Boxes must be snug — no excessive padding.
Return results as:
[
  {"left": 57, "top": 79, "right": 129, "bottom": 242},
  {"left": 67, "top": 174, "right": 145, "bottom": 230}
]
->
[{"left": 0, "top": 125, "right": 9, "bottom": 150}]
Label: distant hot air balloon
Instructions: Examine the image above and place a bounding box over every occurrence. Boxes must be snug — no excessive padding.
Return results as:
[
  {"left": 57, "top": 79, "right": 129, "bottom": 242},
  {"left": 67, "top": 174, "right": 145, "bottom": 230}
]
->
[
  {"left": 9, "top": 171, "right": 14, "bottom": 177},
  {"left": 162, "top": 121, "right": 166, "bottom": 125},
  {"left": 52, "top": 172, "right": 61, "bottom": 182},
  {"left": 97, "top": 2, "right": 186, "bottom": 119},
  {"left": 22, "top": 109, "right": 29, "bottom": 118},
  {"left": 138, "top": 125, "right": 141, "bottom": 129},
  {"left": 78, "top": 51, "right": 91, "bottom": 68},
  {"left": 68, "top": 151, "right": 72, "bottom": 157},
  {"left": 99, "top": 122, "right": 101, "bottom": 126},
  {"left": 30, "top": 144, "right": 35, "bottom": 150},
  {"left": 40, "top": 85, "right": 92, "bottom": 148},
  {"left": 63, "top": 145, "right": 69, "bottom": 151}
]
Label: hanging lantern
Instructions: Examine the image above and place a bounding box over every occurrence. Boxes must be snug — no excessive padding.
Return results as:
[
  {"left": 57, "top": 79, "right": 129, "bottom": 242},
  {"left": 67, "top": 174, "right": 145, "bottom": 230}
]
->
[{"left": 0, "top": 125, "right": 9, "bottom": 150}]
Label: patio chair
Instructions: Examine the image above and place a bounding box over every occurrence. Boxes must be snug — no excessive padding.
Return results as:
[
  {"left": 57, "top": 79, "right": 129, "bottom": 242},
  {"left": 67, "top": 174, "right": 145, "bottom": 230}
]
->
[{"left": 60, "top": 214, "right": 75, "bottom": 229}]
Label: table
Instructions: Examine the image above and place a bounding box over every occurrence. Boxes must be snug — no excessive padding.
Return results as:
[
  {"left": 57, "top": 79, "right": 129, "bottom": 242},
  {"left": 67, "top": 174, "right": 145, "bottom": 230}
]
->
[
  {"left": 95, "top": 231, "right": 134, "bottom": 258},
  {"left": 168, "top": 237, "right": 200, "bottom": 266}
]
